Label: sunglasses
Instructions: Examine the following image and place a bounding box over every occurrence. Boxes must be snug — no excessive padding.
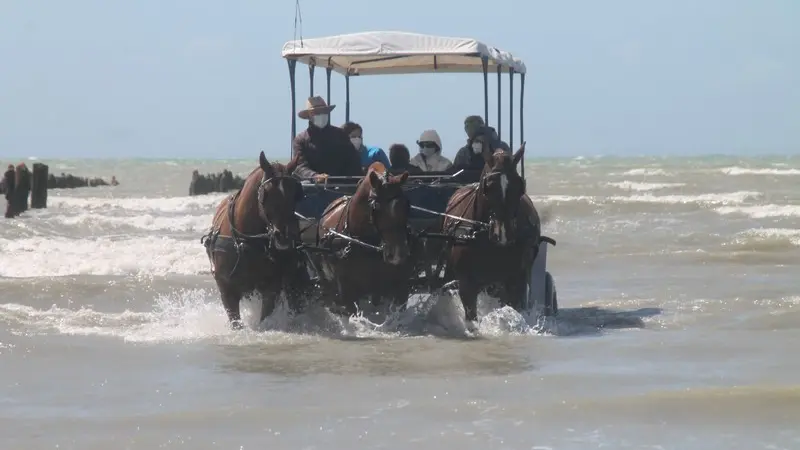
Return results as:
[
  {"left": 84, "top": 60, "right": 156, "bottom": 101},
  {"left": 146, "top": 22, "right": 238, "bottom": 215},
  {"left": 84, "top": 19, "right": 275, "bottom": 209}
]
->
[{"left": 418, "top": 142, "right": 438, "bottom": 149}]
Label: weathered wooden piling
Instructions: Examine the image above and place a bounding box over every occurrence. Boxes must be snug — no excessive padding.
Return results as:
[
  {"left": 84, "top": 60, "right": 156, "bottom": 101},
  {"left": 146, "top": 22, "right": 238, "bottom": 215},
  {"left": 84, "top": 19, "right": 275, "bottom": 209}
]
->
[
  {"left": 31, "top": 162, "right": 49, "bottom": 209},
  {"left": 189, "top": 169, "right": 246, "bottom": 196}
]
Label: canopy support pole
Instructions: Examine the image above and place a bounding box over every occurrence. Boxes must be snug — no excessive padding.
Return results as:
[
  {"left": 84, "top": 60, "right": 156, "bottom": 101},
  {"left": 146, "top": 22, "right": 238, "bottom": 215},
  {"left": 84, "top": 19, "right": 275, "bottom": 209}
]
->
[
  {"left": 288, "top": 59, "right": 297, "bottom": 150},
  {"left": 481, "top": 56, "right": 489, "bottom": 125},
  {"left": 496, "top": 65, "right": 502, "bottom": 140},
  {"left": 519, "top": 72, "right": 525, "bottom": 179},
  {"left": 325, "top": 67, "right": 332, "bottom": 106},
  {"left": 509, "top": 68, "right": 515, "bottom": 152},
  {"left": 308, "top": 61, "right": 315, "bottom": 96},
  {"left": 345, "top": 73, "right": 351, "bottom": 122}
]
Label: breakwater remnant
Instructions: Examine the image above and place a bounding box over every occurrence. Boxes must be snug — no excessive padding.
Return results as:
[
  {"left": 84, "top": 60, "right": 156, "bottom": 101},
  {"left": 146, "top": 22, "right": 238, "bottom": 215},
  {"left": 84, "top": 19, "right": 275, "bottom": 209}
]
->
[
  {"left": 189, "top": 169, "right": 245, "bottom": 196},
  {"left": 3, "top": 161, "right": 120, "bottom": 217},
  {"left": 31, "top": 163, "right": 49, "bottom": 209},
  {"left": 2, "top": 162, "right": 32, "bottom": 218},
  {"left": 47, "top": 173, "right": 116, "bottom": 189}
]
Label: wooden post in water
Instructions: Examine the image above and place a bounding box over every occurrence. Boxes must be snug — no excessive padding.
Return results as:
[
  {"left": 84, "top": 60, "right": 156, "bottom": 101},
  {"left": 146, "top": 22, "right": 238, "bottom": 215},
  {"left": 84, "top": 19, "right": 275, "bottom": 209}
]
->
[{"left": 31, "top": 162, "right": 49, "bottom": 209}]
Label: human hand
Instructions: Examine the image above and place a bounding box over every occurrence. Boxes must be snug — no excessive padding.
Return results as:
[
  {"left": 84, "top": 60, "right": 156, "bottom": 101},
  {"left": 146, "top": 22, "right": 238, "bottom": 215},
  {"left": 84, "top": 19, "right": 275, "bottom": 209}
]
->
[{"left": 314, "top": 173, "right": 329, "bottom": 183}]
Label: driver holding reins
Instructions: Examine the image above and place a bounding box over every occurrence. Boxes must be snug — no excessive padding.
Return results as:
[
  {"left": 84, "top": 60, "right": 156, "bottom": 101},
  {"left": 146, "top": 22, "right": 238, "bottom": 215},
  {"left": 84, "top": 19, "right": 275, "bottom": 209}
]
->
[{"left": 291, "top": 96, "right": 364, "bottom": 183}]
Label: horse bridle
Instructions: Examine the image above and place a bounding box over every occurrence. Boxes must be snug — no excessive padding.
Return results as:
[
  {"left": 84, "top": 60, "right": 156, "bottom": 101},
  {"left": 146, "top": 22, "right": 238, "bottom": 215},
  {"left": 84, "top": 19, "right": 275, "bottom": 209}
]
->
[{"left": 253, "top": 172, "right": 304, "bottom": 247}]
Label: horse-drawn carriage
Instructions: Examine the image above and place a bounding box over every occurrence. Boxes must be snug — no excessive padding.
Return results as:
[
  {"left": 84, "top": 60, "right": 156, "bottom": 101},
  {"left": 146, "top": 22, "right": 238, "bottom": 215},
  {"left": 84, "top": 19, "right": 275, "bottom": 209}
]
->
[{"left": 204, "top": 31, "right": 557, "bottom": 329}]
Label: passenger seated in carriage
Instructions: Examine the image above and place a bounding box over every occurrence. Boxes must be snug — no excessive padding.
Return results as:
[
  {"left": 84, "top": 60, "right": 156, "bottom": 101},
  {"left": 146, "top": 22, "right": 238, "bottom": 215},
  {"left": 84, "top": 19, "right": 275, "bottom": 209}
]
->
[
  {"left": 388, "top": 144, "right": 422, "bottom": 175},
  {"left": 453, "top": 115, "right": 485, "bottom": 169},
  {"left": 410, "top": 129, "right": 453, "bottom": 173},
  {"left": 291, "top": 96, "right": 363, "bottom": 183},
  {"left": 453, "top": 125, "right": 508, "bottom": 169},
  {"left": 341, "top": 121, "right": 391, "bottom": 171}
]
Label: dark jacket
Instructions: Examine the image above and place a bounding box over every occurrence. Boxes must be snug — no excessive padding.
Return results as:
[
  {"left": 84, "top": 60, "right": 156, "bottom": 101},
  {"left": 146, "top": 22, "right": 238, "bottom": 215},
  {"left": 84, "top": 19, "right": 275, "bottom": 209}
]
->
[
  {"left": 292, "top": 125, "right": 363, "bottom": 179},
  {"left": 390, "top": 162, "right": 423, "bottom": 175},
  {"left": 3, "top": 169, "right": 14, "bottom": 200},
  {"left": 453, "top": 143, "right": 487, "bottom": 171}
]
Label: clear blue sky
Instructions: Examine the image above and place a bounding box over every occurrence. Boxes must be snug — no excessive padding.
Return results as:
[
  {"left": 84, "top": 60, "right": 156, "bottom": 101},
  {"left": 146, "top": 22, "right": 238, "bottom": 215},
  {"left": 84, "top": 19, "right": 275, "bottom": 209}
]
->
[{"left": 1, "top": 0, "right": 798, "bottom": 159}]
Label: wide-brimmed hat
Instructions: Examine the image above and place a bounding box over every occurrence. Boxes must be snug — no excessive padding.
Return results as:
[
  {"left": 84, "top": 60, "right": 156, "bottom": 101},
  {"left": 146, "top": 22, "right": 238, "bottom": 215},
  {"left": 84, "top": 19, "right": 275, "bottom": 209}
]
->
[{"left": 298, "top": 96, "right": 336, "bottom": 119}]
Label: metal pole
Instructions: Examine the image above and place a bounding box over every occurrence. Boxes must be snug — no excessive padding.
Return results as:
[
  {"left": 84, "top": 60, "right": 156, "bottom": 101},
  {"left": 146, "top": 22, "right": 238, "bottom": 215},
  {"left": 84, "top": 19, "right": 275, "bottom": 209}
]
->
[
  {"left": 288, "top": 59, "right": 297, "bottom": 150},
  {"left": 326, "top": 67, "right": 332, "bottom": 105},
  {"left": 496, "top": 65, "right": 502, "bottom": 140},
  {"left": 345, "top": 73, "right": 351, "bottom": 122},
  {"left": 519, "top": 72, "right": 525, "bottom": 178},
  {"left": 509, "top": 68, "right": 515, "bottom": 151},
  {"left": 481, "top": 56, "right": 489, "bottom": 125},
  {"left": 308, "top": 62, "right": 315, "bottom": 96}
]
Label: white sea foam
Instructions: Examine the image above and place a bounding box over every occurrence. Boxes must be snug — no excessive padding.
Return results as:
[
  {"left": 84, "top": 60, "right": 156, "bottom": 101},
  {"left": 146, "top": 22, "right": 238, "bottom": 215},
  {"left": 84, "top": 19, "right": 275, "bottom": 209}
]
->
[
  {"left": 55, "top": 212, "right": 210, "bottom": 233},
  {"left": 715, "top": 204, "right": 800, "bottom": 219},
  {"left": 719, "top": 166, "right": 800, "bottom": 176},
  {"left": 47, "top": 194, "right": 228, "bottom": 214},
  {"left": 620, "top": 168, "right": 671, "bottom": 176},
  {"left": 606, "top": 181, "right": 686, "bottom": 192},
  {"left": 0, "top": 236, "right": 208, "bottom": 277},
  {"left": 532, "top": 190, "right": 761, "bottom": 206},
  {"left": 0, "top": 288, "right": 561, "bottom": 343}
]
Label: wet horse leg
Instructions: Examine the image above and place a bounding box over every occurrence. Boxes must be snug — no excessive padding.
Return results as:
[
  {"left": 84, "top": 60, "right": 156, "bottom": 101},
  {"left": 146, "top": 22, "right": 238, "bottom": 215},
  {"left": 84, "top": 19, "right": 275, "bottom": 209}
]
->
[
  {"left": 502, "top": 271, "right": 527, "bottom": 312},
  {"left": 216, "top": 279, "right": 244, "bottom": 330},
  {"left": 458, "top": 279, "right": 480, "bottom": 323},
  {"left": 256, "top": 284, "right": 278, "bottom": 324}
]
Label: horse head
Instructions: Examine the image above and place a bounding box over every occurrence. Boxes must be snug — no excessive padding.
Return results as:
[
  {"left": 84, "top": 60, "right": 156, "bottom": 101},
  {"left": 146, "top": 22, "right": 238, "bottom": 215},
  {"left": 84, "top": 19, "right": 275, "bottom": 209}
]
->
[
  {"left": 362, "top": 162, "right": 411, "bottom": 265},
  {"left": 256, "top": 151, "right": 305, "bottom": 251},
  {"left": 478, "top": 145, "right": 526, "bottom": 246}
]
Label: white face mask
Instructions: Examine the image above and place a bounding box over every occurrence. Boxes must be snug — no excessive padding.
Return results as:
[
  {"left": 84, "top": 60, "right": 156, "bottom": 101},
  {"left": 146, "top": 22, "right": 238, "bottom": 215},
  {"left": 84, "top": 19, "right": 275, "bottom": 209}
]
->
[
  {"left": 471, "top": 142, "right": 483, "bottom": 154},
  {"left": 310, "top": 114, "right": 329, "bottom": 128},
  {"left": 420, "top": 146, "right": 436, "bottom": 157},
  {"left": 350, "top": 137, "right": 363, "bottom": 149}
]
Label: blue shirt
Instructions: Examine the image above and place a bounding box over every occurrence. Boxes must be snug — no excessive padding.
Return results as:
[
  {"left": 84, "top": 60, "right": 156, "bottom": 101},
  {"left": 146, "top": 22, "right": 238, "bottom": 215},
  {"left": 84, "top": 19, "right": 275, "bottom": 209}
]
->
[{"left": 359, "top": 145, "right": 391, "bottom": 169}]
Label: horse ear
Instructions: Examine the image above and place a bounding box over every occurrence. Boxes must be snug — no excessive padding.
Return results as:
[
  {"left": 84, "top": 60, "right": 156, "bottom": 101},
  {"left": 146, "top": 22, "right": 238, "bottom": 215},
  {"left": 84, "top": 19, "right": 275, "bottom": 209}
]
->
[
  {"left": 368, "top": 170, "right": 383, "bottom": 188},
  {"left": 259, "top": 151, "right": 274, "bottom": 177},
  {"left": 513, "top": 142, "right": 526, "bottom": 167}
]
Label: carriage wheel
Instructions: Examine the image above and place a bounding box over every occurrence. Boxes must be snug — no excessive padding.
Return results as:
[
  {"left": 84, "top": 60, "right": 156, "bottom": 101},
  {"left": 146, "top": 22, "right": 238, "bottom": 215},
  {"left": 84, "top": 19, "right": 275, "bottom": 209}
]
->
[{"left": 543, "top": 271, "right": 558, "bottom": 316}]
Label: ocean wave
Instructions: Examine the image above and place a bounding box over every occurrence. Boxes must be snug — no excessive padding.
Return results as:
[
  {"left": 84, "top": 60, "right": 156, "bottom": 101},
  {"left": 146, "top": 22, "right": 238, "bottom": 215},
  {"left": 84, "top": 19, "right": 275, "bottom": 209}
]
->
[
  {"left": 719, "top": 166, "right": 800, "bottom": 176},
  {"left": 606, "top": 181, "right": 686, "bottom": 192},
  {"left": 47, "top": 194, "right": 228, "bottom": 214},
  {"left": 619, "top": 168, "right": 671, "bottom": 176},
  {"left": 55, "top": 212, "right": 211, "bottom": 233},
  {"left": 532, "top": 190, "right": 761, "bottom": 206},
  {"left": 0, "top": 236, "right": 208, "bottom": 277},
  {"left": 715, "top": 204, "right": 800, "bottom": 219},
  {"left": 734, "top": 228, "right": 800, "bottom": 247}
]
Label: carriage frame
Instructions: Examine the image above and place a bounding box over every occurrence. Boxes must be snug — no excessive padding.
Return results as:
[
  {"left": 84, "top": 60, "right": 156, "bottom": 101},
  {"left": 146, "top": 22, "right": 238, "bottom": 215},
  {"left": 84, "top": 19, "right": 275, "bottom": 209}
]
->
[{"left": 281, "top": 31, "right": 557, "bottom": 315}]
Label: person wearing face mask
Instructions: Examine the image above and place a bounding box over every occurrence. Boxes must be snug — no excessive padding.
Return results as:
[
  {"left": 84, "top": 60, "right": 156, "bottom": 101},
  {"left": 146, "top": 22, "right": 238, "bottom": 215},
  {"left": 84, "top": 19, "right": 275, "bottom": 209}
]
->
[
  {"left": 291, "top": 96, "right": 363, "bottom": 183},
  {"left": 409, "top": 129, "right": 453, "bottom": 173},
  {"left": 453, "top": 124, "right": 507, "bottom": 173},
  {"left": 341, "top": 122, "right": 391, "bottom": 170},
  {"left": 453, "top": 115, "right": 485, "bottom": 168}
]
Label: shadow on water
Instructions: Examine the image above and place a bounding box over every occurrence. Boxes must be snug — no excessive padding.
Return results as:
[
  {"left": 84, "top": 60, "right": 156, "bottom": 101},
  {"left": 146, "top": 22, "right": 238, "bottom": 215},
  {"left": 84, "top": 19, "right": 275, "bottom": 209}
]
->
[{"left": 548, "top": 306, "right": 663, "bottom": 337}]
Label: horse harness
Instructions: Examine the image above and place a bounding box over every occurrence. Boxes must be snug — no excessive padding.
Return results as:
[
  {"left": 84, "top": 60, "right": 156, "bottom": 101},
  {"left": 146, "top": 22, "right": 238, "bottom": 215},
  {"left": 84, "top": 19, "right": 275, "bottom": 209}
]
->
[
  {"left": 201, "top": 172, "right": 304, "bottom": 277},
  {"left": 316, "top": 179, "right": 411, "bottom": 260}
]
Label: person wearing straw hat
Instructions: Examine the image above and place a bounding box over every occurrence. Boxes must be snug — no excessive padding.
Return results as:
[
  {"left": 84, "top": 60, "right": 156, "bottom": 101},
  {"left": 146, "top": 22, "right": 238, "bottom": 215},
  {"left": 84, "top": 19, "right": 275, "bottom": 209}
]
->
[{"left": 291, "top": 96, "right": 363, "bottom": 182}]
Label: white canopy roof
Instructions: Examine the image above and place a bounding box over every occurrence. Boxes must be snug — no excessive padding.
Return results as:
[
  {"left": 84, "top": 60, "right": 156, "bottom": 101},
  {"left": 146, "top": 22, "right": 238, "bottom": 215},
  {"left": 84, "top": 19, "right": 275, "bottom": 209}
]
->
[{"left": 281, "top": 31, "right": 527, "bottom": 76}]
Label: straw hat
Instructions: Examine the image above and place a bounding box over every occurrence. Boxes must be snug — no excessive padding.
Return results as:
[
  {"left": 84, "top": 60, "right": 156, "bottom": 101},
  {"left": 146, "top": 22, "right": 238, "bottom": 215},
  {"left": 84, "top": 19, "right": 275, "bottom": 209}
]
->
[{"left": 298, "top": 96, "right": 336, "bottom": 119}]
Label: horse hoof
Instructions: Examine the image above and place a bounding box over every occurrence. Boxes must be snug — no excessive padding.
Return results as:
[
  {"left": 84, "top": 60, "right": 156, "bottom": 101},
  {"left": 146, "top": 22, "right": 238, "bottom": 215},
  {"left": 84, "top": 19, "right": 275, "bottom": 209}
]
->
[{"left": 230, "top": 320, "right": 245, "bottom": 331}]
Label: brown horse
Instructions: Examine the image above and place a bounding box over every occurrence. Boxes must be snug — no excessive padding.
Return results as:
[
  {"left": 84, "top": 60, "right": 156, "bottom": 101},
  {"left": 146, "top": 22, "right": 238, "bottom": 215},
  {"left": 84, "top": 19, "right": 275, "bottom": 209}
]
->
[
  {"left": 310, "top": 162, "right": 413, "bottom": 316},
  {"left": 203, "top": 151, "right": 308, "bottom": 329},
  {"left": 441, "top": 145, "right": 543, "bottom": 323}
]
